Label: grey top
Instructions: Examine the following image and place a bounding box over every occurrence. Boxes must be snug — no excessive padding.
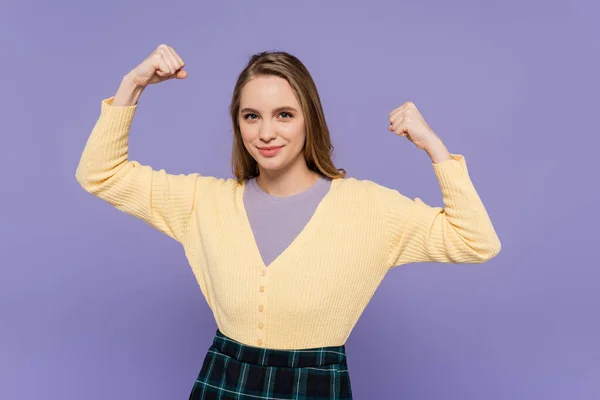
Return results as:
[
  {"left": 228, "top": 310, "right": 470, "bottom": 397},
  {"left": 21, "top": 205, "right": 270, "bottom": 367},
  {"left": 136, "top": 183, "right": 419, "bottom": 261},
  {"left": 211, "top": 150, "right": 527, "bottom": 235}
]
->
[{"left": 243, "top": 175, "right": 332, "bottom": 267}]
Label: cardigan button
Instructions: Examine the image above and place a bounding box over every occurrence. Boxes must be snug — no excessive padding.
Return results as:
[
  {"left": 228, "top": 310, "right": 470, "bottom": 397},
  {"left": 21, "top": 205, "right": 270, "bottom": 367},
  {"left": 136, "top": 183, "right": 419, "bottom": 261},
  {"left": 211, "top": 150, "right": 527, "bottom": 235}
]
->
[
  {"left": 258, "top": 305, "right": 264, "bottom": 312},
  {"left": 257, "top": 339, "right": 263, "bottom": 346},
  {"left": 259, "top": 286, "right": 265, "bottom": 292},
  {"left": 258, "top": 322, "right": 264, "bottom": 329}
]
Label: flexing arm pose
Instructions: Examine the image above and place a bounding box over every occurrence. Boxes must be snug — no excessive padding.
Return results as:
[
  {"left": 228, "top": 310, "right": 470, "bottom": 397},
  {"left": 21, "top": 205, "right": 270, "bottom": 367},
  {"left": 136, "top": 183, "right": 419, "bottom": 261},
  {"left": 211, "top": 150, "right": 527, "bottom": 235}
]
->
[
  {"left": 75, "top": 45, "right": 200, "bottom": 243},
  {"left": 382, "top": 102, "right": 501, "bottom": 266}
]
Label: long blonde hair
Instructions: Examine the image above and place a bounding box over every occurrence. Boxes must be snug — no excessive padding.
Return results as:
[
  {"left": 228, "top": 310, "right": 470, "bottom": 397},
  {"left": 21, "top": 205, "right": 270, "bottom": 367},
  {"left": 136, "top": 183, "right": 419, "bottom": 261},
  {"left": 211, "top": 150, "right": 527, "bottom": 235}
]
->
[{"left": 229, "top": 51, "right": 346, "bottom": 183}]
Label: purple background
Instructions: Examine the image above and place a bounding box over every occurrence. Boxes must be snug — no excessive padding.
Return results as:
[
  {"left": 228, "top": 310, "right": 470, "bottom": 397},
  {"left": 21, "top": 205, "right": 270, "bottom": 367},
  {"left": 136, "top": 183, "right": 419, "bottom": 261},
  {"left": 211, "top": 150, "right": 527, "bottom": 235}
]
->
[{"left": 2, "top": 0, "right": 599, "bottom": 399}]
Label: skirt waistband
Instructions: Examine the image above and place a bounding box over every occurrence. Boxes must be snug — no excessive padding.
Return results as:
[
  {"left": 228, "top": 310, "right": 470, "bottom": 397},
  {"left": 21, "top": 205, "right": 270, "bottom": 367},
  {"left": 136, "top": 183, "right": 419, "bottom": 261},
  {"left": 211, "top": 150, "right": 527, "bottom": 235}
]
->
[{"left": 211, "top": 329, "right": 347, "bottom": 369}]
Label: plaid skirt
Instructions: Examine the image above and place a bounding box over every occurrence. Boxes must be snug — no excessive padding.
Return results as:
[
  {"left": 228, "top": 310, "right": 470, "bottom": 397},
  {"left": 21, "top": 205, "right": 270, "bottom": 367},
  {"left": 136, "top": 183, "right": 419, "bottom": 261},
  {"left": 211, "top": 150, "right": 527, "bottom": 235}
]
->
[{"left": 189, "top": 329, "right": 353, "bottom": 399}]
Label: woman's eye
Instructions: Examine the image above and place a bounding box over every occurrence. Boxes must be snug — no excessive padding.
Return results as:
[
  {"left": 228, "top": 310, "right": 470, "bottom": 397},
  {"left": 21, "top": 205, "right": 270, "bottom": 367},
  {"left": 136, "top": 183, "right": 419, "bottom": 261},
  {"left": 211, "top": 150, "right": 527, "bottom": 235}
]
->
[{"left": 243, "top": 112, "right": 292, "bottom": 120}]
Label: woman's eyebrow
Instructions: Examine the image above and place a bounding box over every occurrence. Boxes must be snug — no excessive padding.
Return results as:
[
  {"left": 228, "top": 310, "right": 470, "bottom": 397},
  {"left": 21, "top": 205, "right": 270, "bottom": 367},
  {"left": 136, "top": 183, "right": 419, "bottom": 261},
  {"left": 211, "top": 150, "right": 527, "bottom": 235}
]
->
[{"left": 240, "top": 106, "right": 298, "bottom": 114}]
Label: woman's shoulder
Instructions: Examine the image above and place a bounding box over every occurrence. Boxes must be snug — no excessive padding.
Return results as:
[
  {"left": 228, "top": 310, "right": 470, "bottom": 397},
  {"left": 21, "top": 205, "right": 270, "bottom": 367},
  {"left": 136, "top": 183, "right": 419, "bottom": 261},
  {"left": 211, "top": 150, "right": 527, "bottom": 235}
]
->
[
  {"left": 332, "top": 176, "right": 401, "bottom": 208},
  {"left": 332, "top": 177, "right": 416, "bottom": 227},
  {"left": 187, "top": 174, "right": 244, "bottom": 197},
  {"left": 334, "top": 175, "right": 395, "bottom": 195}
]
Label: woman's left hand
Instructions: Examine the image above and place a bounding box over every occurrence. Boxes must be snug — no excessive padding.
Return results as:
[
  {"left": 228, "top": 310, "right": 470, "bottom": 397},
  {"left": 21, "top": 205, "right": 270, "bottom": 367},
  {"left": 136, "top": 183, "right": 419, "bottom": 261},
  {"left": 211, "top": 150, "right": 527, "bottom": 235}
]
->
[{"left": 388, "top": 101, "right": 442, "bottom": 151}]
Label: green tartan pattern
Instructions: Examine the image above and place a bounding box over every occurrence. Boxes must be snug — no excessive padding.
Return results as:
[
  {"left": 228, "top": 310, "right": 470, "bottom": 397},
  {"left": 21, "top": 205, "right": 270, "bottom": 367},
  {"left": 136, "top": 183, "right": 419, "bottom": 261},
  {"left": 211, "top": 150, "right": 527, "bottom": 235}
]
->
[{"left": 189, "top": 330, "right": 353, "bottom": 399}]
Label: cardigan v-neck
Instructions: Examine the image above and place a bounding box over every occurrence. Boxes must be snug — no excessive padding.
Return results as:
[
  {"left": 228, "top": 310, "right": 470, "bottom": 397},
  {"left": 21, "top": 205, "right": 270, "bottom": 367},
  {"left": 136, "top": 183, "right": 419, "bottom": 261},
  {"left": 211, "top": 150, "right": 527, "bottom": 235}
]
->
[{"left": 241, "top": 176, "right": 334, "bottom": 268}]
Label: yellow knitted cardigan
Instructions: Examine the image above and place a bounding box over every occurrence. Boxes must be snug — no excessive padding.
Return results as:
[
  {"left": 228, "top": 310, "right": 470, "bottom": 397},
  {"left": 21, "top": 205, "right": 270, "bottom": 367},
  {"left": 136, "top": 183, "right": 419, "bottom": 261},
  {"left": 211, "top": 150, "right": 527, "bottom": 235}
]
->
[{"left": 76, "top": 97, "right": 501, "bottom": 350}]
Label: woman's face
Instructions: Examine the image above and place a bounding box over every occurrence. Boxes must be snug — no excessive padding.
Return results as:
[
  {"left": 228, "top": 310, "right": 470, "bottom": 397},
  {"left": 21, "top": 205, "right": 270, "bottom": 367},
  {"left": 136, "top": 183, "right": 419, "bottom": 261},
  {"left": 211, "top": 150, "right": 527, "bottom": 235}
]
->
[{"left": 238, "top": 75, "right": 307, "bottom": 175}]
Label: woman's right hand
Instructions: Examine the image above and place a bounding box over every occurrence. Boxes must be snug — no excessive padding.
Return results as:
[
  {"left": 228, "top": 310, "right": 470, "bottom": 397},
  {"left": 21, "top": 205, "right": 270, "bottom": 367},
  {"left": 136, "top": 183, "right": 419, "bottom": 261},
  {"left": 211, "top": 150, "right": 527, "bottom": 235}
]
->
[{"left": 127, "top": 44, "right": 187, "bottom": 88}]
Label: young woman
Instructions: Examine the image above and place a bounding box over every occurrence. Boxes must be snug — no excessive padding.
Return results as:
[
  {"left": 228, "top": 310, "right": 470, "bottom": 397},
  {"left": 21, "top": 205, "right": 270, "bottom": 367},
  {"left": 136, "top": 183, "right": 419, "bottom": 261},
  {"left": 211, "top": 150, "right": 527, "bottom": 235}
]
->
[{"left": 76, "top": 44, "right": 501, "bottom": 399}]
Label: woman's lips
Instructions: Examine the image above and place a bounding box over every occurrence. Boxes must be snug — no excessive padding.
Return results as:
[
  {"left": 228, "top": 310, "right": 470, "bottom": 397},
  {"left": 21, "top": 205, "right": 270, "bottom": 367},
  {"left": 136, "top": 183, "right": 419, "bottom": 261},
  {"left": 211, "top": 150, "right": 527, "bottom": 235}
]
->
[{"left": 258, "top": 146, "right": 283, "bottom": 157}]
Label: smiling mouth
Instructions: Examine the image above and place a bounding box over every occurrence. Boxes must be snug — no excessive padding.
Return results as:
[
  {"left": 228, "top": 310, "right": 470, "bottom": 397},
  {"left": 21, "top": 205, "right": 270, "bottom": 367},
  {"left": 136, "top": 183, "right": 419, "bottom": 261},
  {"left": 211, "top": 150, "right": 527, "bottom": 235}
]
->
[{"left": 257, "top": 146, "right": 284, "bottom": 157}]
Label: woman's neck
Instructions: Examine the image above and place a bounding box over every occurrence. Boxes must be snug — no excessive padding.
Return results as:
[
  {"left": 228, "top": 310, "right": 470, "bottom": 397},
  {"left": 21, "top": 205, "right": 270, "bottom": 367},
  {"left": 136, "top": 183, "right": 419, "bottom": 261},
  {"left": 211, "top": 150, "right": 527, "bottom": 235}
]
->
[{"left": 255, "top": 163, "right": 320, "bottom": 198}]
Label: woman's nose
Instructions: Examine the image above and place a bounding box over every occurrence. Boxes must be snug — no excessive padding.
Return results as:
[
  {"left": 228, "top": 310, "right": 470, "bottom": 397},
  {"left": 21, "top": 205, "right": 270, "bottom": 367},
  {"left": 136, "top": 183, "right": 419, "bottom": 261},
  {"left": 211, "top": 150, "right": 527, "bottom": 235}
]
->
[{"left": 258, "top": 122, "right": 276, "bottom": 140}]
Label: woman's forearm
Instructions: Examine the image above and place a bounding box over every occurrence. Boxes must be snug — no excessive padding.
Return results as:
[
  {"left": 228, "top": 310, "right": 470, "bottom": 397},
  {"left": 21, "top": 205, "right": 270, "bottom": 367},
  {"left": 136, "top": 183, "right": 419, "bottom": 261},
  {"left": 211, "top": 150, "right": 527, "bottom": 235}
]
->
[{"left": 112, "top": 74, "right": 146, "bottom": 107}]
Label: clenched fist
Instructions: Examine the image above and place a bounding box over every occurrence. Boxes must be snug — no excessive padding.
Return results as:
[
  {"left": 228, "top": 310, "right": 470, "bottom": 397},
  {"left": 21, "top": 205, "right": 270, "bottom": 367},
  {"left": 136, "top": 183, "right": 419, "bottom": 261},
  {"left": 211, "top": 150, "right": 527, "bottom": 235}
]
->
[
  {"left": 388, "top": 101, "right": 441, "bottom": 151},
  {"left": 126, "top": 44, "right": 187, "bottom": 88}
]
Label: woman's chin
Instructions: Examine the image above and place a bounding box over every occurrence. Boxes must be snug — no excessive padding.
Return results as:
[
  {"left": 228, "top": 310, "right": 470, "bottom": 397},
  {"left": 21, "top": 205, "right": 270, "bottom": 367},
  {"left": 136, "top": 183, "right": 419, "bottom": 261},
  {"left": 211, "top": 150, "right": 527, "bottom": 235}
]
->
[
  {"left": 256, "top": 157, "right": 290, "bottom": 173},
  {"left": 258, "top": 163, "right": 283, "bottom": 173}
]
